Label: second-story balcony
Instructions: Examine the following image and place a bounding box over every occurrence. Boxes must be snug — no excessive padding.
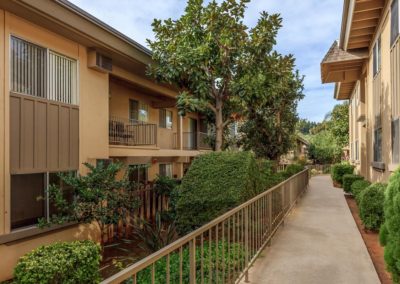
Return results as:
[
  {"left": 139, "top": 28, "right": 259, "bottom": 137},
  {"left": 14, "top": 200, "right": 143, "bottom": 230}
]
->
[
  {"left": 174, "top": 132, "right": 213, "bottom": 150},
  {"left": 109, "top": 116, "right": 157, "bottom": 146}
]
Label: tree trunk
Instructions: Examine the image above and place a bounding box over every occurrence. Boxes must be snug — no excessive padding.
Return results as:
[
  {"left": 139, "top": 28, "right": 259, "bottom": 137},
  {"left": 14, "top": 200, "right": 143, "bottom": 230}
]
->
[{"left": 215, "top": 100, "right": 223, "bottom": 151}]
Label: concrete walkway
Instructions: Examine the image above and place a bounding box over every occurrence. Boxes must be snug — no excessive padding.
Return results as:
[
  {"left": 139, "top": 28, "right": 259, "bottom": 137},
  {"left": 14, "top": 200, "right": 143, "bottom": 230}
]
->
[{"left": 242, "top": 175, "right": 380, "bottom": 284}]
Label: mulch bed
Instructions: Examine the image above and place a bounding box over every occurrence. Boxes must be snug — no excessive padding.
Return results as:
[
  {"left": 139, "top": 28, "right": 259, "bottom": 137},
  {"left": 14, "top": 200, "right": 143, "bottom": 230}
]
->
[{"left": 345, "top": 195, "right": 392, "bottom": 284}]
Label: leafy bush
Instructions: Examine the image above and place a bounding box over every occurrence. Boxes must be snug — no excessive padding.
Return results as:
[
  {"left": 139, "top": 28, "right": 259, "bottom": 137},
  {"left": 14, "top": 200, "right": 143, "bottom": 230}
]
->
[
  {"left": 14, "top": 240, "right": 101, "bottom": 284},
  {"left": 342, "top": 174, "right": 364, "bottom": 193},
  {"left": 281, "top": 163, "right": 304, "bottom": 179},
  {"left": 153, "top": 175, "right": 178, "bottom": 197},
  {"left": 359, "top": 183, "right": 386, "bottom": 231},
  {"left": 135, "top": 241, "right": 245, "bottom": 283},
  {"left": 380, "top": 168, "right": 400, "bottom": 282},
  {"left": 173, "top": 152, "right": 262, "bottom": 234},
  {"left": 351, "top": 180, "right": 371, "bottom": 203},
  {"left": 330, "top": 164, "right": 354, "bottom": 186},
  {"left": 133, "top": 213, "right": 177, "bottom": 253},
  {"left": 259, "top": 160, "right": 284, "bottom": 189}
]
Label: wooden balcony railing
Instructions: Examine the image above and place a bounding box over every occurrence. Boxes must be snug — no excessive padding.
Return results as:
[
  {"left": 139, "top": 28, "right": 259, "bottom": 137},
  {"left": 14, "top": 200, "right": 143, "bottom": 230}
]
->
[
  {"left": 101, "top": 169, "right": 310, "bottom": 284},
  {"left": 109, "top": 116, "right": 157, "bottom": 146}
]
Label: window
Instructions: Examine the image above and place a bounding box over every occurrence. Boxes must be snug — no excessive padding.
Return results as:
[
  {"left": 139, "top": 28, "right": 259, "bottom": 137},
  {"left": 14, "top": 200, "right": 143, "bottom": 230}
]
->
[
  {"left": 139, "top": 102, "right": 149, "bottom": 122},
  {"left": 373, "top": 37, "right": 381, "bottom": 77},
  {"left": 393, "top": 118, "right": 400, "bottom": 164},
  {"left": 374, "top": 128, "right": 383, "bottom": 162},
  {"left": 10, "top": 36, "right": 78, "bottom": 105},
  {"left": 159, "top": 164, "right": 173, "bottom": 178},
  {"left": 159, "top": 109, "right": 173, "bottom": 129},
  {"left": 392, "top": 0, "right": 399, "bottom": 46},
  {"left": 355, "top": 140, "right": 359, "bottom": 161},
  {"left": 129, "top": 164, "right": 148, "bottom": 186},
  {"left": 11, "top": 171, "right": 75, "bottom": 230}
]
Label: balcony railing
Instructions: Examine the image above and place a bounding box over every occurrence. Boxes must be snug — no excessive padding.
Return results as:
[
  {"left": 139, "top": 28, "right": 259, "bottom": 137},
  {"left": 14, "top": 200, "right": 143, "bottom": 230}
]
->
[
  {"left": 179, "top": 132, "right": 212, "bottom": 150},
  {"left": 101, "top": 169, "right": 310, "bottom": 284},
  {"left": 109, "top": 116, "right": 157, "bottom": 146}
]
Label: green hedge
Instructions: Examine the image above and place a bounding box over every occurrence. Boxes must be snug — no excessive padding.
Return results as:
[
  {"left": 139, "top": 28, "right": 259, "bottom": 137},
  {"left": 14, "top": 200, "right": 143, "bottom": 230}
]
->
[
  {"left": 174, "top": 152, "right": 262, "bottom": 234},
  {"left": 342, "top": 174, "right": 364, "bottom": 193},
  {"left": 280, "top": 164, "right": 304, "bottom": 180},
  {"left": 380, "top": 168, "right": 400, "bottom": 282},
  {"left": 14, "top": 240, "right": 101, "bottom": 284},
  {"left": 351, "top": 180, "right": 371, "bottom": 203},
  {"left": 359, "top": 183, "right": 386, "bottom": 231},
  {"left": 331, "top": 164, "right": 354, "bottom": 186},
  {"left": 135, "top": 241, "right": 244, "bottom": 283}
]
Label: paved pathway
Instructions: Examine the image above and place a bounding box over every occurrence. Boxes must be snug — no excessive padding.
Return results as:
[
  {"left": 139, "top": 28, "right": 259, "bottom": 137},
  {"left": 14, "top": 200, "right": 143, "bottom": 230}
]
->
[{"left": 242, "top": 175, "right": 380, "bottom": 284}]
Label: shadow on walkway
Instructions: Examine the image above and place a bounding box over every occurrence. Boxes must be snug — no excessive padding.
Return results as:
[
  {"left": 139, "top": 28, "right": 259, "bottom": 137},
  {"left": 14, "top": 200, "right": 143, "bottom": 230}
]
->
[{"left": 241, "top": 175, "right": 380, "bottom": 284}]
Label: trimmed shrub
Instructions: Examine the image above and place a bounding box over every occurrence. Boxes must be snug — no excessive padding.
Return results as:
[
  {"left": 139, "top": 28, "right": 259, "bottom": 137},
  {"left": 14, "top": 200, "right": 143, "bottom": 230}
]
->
[
  {"left": 330, "top": 164, "right": 354, "bottom": 186},
  {"left": 380, "top": 168, "right": 400, "bottom": 282},
  {"left": 174, "top": 152, "right": 262, "bottom": 234},
  {"left": 359, "top": 183, "right": 386, "bottom": 231},
  {"left": 259, "top": 160, "right": 285, "bottom": 189},
  {"left": 342, "top": 174, "right": 364, "bottom": 193},
  {"left": 135, "top": 241, "right": 245, "bottom": 283},
  {"left": 14, "top": 240, "right": 101, "bottom": 284},
  {"left": 351, "top": 180, "right": 371, "bottom": 203}
]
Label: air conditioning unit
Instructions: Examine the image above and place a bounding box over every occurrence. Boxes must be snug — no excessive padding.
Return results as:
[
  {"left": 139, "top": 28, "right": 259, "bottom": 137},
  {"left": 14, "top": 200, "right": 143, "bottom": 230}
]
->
[{"left": 88, "top": 50, "right": 112, "bottom": 73}]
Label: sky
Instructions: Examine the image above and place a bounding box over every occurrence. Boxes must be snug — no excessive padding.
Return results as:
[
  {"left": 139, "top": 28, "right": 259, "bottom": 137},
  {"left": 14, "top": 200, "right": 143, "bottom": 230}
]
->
[{"left": 70, "top": 0, "right": 343, "bottom": 122}]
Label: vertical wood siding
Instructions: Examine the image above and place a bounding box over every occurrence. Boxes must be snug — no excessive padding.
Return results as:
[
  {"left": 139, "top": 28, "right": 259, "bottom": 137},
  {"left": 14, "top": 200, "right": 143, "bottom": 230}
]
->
[{"left": 10, "top": 93, "right": 79, "bottom": 174}]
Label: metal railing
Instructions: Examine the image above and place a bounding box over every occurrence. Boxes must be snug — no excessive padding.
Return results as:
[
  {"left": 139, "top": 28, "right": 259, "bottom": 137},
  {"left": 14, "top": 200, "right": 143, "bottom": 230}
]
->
[
  {"left": 109, "top": 116, "right": 157, "bottom": 146},
  {"left": 101, "top": 169, "right": 309, "bottom": 284}
]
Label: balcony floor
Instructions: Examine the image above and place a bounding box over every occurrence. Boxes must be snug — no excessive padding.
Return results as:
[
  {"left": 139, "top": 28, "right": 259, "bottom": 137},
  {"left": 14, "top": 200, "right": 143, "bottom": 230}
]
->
[{"left": 242, "top": 175, "right": 380, "bottom": 284}]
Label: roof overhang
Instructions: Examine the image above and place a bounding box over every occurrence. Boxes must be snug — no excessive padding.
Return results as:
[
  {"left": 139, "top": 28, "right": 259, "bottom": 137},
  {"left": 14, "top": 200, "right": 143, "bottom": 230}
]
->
[
  {"left": 321, "top": 41, "right": 367, "bottom": 99},
  {"left": 340, "top": 0, "right": 386, "bottom": 50},
  {"left": 0, "top": 0, "right": 153, "bottom": 74}
]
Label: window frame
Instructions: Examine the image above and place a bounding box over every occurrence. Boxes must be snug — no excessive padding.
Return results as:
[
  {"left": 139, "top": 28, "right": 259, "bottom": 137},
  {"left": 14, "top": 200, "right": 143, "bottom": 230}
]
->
[
  {"left": 159, "top": 109, "right": 173, "bottom": 129},
  {"left": 373, "top": 36, "right": 382, "bottom": 77},
  {"left": 9, "top": 35, "right": 79, "bottom": 105},
  {"left": 10, "top": 171, "right": 76, "bottom": 231},
  {"left": 391, "top": 0, "right": 400, "bottom": 47},
  {"left": 159, "top": 163, "right": 173, "bottom": 178}
]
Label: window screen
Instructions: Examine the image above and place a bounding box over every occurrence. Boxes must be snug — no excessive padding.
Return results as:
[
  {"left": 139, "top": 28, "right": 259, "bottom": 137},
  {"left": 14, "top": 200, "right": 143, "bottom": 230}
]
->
[
  {"left": 11, "top": 37, "right": 47, "bottom": 98},
  {"left": 159, "top": 164, "right": 173, "bottom": 178},
  {"left": 159, "top": 109, "right": 173, "bottom": 129},
  {"left": 129, "top": 99, "right": 139, "bottom": 122},
  {"left": 374, "top": 128, "right": 383, "bottom": 162},
  {"left": 10, "top": 37, "right": 78, "bottom": 104}
]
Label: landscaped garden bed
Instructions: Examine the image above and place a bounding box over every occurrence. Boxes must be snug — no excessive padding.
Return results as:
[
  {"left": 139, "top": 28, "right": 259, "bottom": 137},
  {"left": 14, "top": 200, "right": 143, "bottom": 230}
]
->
[{"left": 345, "top": 196, "right": 391, "bottom": 284}]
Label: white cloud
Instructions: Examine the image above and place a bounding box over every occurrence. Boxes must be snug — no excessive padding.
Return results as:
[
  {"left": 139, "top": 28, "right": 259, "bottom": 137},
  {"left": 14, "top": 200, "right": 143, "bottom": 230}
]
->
[{"left": 69, "top": 0, "right": 342, "bottom": 122}]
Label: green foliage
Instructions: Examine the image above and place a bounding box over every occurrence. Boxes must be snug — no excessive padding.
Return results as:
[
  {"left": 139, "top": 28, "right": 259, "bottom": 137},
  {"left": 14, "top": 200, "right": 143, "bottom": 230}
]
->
[
  {"left": 173, "top": 152, "right": 262, "bottom": 234},
  {"left": 359, "top": 183, "right": 386, "bottom": 231},
  {"left": 342, "top": 174, "right": 364, "bottom": 193},
  {"left": 40, "top": 162, "right": 140, "bottom": 246},
  {"left": 308, "top": 130, "right": 342, "bottom": 164},
  {"left": 135, "top": 241, "right": 245, "bottom": 284},
  {"left": 153, "top": 175, "right": 178, "bottom": 197},
  {"left": 148, "top": 0, "right": 303, "bottom": 151},
  {"left": 133, "top": 213, "right": 177, "bottom": 253},
  {"left": 380, "top": 168, "right": 400, "bottom": 282},
  {"left": 259, "top": 160, "right": 284, "bottom": 189},
  {"left": 296, "top": 119, "right": 318, "bottom": 135},
  {"left": 14, "top": 240, "right": 101, "bottom": 284},
  {"left": 328, "top": 102, "right": 349, "bottom": 148},
  {"left": 330, "top": 164, "right": 354, "bottom": 186},
  {"left": 351, "top": 180, "right": 371, "bottom": 203},
  {"left": 280, "top": 164, "right": 304, "bottom": 180}
]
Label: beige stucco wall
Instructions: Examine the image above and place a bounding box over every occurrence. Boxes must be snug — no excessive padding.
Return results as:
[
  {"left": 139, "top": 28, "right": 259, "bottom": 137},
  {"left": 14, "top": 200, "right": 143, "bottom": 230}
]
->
[
  {"left": 361, "top": 9, "right": 394, "bottom": 183},
  {"left": 0, "top": 11, "right": 106, "bottom": 281}
]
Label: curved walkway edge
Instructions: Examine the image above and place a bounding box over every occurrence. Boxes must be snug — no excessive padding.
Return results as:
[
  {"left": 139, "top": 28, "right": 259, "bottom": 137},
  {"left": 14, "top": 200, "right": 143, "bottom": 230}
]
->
[{"left": 241, "top": 175, "right": 380, "bottom": 284}]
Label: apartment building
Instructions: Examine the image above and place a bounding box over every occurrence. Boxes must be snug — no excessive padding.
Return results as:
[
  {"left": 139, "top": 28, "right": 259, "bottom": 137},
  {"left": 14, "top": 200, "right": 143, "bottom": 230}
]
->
[
  {"left": 321, "top": 0, "right": 400, "bottom": 183},
  {"left": 0, "top": 0, "right": 212, "bottom": 280}
]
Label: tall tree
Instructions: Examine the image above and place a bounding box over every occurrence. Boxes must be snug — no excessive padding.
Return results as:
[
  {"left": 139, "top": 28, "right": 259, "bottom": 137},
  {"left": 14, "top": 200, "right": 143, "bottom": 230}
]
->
[
  {"left": 147, "top": 0, "right": 284, "bottom": 151},
  {"left": 328, "top": 102, "right": 349, "bottom": 148}
]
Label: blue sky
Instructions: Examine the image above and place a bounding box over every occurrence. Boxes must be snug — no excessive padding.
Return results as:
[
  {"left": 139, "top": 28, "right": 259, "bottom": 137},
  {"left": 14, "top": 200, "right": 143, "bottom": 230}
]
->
[{"left": 70, "top": 0, "right": 343, "bottom": 122}]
